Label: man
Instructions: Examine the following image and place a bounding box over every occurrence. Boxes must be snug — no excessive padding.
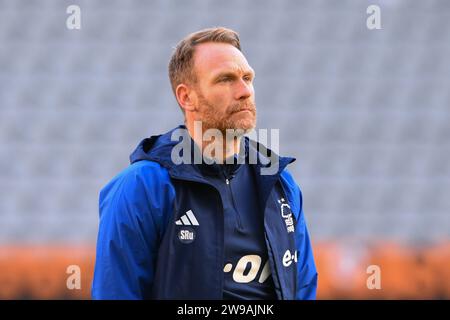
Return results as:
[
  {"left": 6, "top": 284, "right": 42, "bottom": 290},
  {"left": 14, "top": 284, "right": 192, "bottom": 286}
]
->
[{"left": 92, "top": 27, "right": 317, "bottom": 300}]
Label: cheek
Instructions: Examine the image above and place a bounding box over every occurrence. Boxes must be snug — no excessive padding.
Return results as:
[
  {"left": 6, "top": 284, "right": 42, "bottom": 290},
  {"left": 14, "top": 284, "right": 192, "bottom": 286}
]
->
[{"left": 210, "top": 92, "right": 232, "bottom": 111}]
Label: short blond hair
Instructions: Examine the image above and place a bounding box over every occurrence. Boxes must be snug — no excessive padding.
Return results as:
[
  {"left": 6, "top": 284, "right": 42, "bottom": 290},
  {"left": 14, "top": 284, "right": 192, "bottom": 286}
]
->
[{"left": 168, "top": 27, "right": 241, "bottom": 97}]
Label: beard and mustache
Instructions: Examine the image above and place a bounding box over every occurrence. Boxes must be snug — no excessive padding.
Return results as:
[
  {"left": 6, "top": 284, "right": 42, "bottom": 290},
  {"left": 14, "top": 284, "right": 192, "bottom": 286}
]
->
[{"left": 196, "top": 91, "right": 257, "bottom": 135}]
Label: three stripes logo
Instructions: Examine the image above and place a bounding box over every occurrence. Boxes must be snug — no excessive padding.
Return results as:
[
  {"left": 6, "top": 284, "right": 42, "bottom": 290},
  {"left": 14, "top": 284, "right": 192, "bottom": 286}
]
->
[
  {"left": 175, "top": 210, "right": 199, "bottom": 226},
  {"left": 176, "top": 210, "right": 198, "bottom": 244}
]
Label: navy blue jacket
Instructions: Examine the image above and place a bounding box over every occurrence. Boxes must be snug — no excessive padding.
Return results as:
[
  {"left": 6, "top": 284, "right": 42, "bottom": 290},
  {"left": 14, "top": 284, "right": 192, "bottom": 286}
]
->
[{"left": 92, "top": 125, "right": 318, "bottom": 299}]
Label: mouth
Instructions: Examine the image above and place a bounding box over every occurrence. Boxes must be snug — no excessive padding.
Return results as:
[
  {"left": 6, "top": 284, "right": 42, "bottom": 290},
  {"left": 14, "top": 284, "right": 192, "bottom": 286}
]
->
[{"left": 232, "top": 109, "right": 254, "bottom": 114}]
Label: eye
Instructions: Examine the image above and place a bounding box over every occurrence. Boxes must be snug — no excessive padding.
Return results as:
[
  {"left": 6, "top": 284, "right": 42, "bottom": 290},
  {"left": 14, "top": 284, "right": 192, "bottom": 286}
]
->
[{"left": 219, "top": 77, "right": 232, "bottom": 82}]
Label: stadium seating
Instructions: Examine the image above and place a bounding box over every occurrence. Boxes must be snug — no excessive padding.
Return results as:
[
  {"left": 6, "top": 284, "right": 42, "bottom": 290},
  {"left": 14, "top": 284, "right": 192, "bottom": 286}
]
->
[{"left": 0, "top": 0, "right": 448, "bottom": 298}]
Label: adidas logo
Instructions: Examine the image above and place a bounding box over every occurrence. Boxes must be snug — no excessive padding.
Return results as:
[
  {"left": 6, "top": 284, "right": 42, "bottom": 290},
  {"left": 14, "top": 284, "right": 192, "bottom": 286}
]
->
[{"left": 175, "top": 210, "right": 199, "bottom": 226}]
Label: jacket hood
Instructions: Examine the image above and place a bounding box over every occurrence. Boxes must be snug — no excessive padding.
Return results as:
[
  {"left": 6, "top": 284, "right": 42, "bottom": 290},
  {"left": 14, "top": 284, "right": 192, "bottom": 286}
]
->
[{"left": 129, "top": 125, "right": 295, "bottom": 179}]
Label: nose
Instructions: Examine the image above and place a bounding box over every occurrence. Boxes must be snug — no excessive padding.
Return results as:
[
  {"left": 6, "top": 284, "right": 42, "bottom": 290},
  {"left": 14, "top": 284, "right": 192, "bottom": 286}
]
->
[{"left": 234, "top": 78, "right": 253, "bottom": 101}]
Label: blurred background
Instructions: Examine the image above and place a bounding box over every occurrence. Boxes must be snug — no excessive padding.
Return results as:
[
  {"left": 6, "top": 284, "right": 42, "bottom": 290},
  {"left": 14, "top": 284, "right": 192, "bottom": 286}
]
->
[{"left": 0, "top": 0, "right": 449, "bottom": 299}]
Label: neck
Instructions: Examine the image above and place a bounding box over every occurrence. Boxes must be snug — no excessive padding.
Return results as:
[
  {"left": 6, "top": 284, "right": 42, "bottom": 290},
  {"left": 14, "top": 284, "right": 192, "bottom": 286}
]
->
[{"left": 186, "top": 121, "right": 242, "bottom": 163}]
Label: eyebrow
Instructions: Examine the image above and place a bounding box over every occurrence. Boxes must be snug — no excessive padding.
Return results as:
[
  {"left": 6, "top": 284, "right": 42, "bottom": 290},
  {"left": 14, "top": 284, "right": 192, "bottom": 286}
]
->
[{"left": 212, "top": 69, "right": 255, "bottom": 82}]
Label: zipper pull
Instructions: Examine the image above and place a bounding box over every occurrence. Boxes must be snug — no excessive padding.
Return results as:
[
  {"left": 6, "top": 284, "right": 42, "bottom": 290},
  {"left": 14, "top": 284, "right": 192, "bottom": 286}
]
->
[{"left": 225, "top": 178, "right": 230, "bottom": 185}]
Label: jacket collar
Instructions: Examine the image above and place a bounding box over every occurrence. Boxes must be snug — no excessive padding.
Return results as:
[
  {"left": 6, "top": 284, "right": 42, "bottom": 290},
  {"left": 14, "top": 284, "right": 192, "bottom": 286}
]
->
[{"left": 129, "top": 125, "right": 295, "bottom": 184}]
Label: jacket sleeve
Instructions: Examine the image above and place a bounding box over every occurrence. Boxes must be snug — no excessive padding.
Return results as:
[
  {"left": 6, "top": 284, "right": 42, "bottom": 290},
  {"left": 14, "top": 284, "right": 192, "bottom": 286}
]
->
[
  {"left": 280, "top": 170, "right": 318, "bottom": 300},
  {"left": 91, "top": 162, "right": 174, "bottom": 299}
]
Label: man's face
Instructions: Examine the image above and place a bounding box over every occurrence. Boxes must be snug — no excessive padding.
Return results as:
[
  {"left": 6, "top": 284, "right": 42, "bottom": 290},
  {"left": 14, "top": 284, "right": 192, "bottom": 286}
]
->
[{"left": 191, "top": 42, "right": 256, "bottom": 133}]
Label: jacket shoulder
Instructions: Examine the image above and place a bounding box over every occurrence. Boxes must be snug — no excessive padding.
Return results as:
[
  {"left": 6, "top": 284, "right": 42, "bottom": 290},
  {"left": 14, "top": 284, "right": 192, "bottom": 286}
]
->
[
  {"left": 99, "top": 160, "right": 175, "bottom": 220},
  {"left": 119, "top": 159, "right": 170, "bottom": 181},
  {"left": 101, "top": 160, "right": 171, "bottom": 195}
]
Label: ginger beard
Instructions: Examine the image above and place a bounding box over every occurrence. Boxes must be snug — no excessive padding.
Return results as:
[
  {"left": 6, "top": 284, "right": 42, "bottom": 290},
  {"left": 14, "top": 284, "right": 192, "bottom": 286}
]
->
[{"left": 196, "top": 90, "right": 257, "bottom": 136}]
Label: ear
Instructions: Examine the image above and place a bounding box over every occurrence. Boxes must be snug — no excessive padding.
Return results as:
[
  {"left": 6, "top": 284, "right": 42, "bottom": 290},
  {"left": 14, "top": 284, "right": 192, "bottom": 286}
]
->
[{"left": 176, "top": 84, "right": 197, "bottom": 113}]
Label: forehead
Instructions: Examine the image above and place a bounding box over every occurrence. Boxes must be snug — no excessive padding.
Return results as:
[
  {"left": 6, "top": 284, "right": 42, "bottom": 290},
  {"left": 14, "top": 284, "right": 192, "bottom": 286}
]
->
[{"left": 193, "top": 42, "right": 253, "bottom": 77}]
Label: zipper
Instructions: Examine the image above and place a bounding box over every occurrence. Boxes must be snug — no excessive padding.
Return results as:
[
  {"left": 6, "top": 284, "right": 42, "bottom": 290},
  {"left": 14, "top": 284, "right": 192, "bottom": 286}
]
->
[
  {"left": 224, "top": 175, "right": 244, "bottom": 231},
  {"left": 169, "top": 169, "right": 289, "bottom": 298}
]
